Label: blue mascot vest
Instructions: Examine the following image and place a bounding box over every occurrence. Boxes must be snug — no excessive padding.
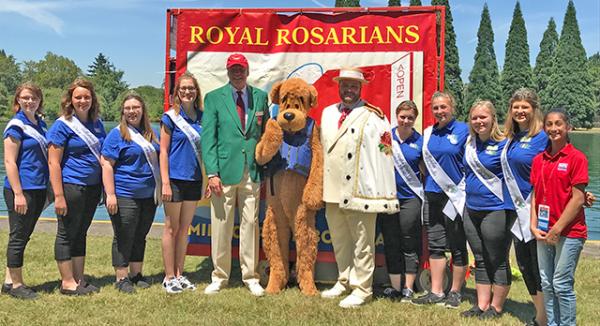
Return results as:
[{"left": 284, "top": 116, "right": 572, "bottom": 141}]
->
[{"left": 267, "top": 118, "right": 314, "bottom": 177}]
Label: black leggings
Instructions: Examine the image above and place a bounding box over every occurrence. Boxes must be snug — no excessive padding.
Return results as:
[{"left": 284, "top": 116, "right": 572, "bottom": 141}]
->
[
  {"left": 55, "top": 183, "right": 102, "bottom": 261},
  {"left": 424, "top": 192, "right": 468, "bottom": 266},
  {"left": 509, "top": 209, "right": 542, "bottom": 295},
  {"left": 464, "top": 209, "right": 515, "bottom": 285},
  {"left": 4, "top": 188, "right": 46, "bottom": 268},
  {"left": 110, "top": 197, "right": 157, "bottom": 267},
  {"left": 378, "top": 197, "right": 422, "bottom": 274}
]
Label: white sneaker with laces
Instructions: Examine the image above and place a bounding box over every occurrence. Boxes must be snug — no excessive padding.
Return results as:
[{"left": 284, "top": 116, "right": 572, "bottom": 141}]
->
[
  {"left": 338, "top": 294, "right": 366, "bottom": 308},
  {"left": 162, "top": 277, "right": 183, "bottom": 294},
  {"left": 321, "top": 283, "right": 348, "bottom": 299},
  {"left": 204, "top": 282, "right": 223, "bottom": 295},
  {"left": 177, "top": 275, "right": 196, "bottom": 291},
  {"left": 247, "top": 282, "right": 265, "bottom": 297}
]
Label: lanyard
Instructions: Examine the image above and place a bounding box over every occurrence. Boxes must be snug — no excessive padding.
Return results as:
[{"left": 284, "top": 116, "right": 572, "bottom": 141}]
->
[{"left": 540, "top": 156, "right": 559, "bottom": 205}]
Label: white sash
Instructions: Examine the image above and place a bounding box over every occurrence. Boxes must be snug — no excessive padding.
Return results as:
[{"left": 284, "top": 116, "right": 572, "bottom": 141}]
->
[
  {"left": 391, "top": 135, "right": 424, "bottom": 202},
  {"left": 165, "top": 109, "right": 202, "bottom": 166},
  {"left": 501, "top": 138, "right": 533, "bottom": 242},
  {"left": 4, "top": 119, "right": 48, "bottom": 160},
  {"left": 126, "top": 126, "right": 162, "bottom": 206},
  {"left": 422, "top": 126, "right": 465, "bottom": 220},
  {"left": 465, "top": 135, "right": 504, "bottom": 201},
  {"left": 57, "top": 116, "right": 101, "bottom": 162}
]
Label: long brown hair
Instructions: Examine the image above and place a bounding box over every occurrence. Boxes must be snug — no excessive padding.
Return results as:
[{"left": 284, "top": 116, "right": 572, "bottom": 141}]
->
[
  {"left": 119, "top": 94, "right": 157, "bottom": 143},
  {"left": 468, "top": 100, "right": 505, "bottom": 142},
  {"left": 13, "top": 82, "right": 44, "bottom": 116},
  {"left": 504, "top": 88, "right": 543, "bottom": 139},
  {"left": 172, "top": 72, "right": 202, "bottom": 114},
  {"left": 60, "top": 78, "right": 100, "bottom": 121}
]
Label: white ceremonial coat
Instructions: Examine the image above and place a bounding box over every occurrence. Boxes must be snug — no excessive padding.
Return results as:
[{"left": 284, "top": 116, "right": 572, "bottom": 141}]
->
[{"left": 321, "top": 102, "right": 399, "bottom": 214}]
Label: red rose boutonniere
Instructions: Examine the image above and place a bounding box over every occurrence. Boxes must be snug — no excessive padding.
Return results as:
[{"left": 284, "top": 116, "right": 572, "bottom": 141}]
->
[{"left": 379, "top": 131, "right": 392, "bottom": 155}]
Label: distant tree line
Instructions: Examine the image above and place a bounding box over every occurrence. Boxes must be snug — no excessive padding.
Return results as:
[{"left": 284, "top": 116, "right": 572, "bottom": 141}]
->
[{"left": 0, "top": 52, "right": 164, "bottom": 121}]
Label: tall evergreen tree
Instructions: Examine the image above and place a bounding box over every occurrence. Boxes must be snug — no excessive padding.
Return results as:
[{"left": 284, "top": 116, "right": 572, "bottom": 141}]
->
[
  {"left": 534, "top": 18, "right": 559, "bottom": 110},
  {"left": 465, "top": 4, "right": 502, "bottom": 119},
  {"left": 500, "top": 1, "right": 533, "bottom": 116},
  {"left": 410, "top": 0, "right": 422, "bottom": 5},
  {"left": 545, "top": 0, "right": 595, "bottom": 128},
  {"left": 588, "top": 53, "right": 600, "bottom": 124},
  {"left": 0, "top": 50, "right": 22, "bottom": 93},
  {"left": 335, "top": 0, "right": 360, "bottom": 7},
  {"left": 388, "top": 0, "right": 401, "bottom": 6},
  {"left": 88, "top": 53, "right": 128, "bottom": 120},
  {"left": 431, "top": 0, "right": 465, "bottom": 118}
]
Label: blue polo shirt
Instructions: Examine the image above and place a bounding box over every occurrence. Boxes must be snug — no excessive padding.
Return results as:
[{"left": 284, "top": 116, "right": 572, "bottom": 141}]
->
[
  {"left": 503, "top": 130, "right": 547, "bottom": 210},
  {"left": 47, "top": 117, "right": 105, "bottom": 186},
  {"left": 392, "top": 127, "right": 423, "bottom": 200},
  {"left": 464, "top": 137, "right": 507, "bottom": 211},
  {"left": 424, "top": 119, "right": 469, "bottom": 193},
  {"left": 101, "top": 127, "right": 160, "bottom": 199},
  {"left": 3, "top": 111, "right": 49, "bottom": 190},
  {"left": 161, "top": 107, "right": 203, "bottom": 181}
]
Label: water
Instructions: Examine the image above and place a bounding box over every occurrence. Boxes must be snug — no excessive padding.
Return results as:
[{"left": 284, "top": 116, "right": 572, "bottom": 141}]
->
[{"left": 0, "top": 122, "right": 598, "bottom": 239}]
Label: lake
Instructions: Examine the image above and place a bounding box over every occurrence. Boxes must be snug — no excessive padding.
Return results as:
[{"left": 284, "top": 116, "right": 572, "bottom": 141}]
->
[{"left": 0, "top": 121, "right": 598, "bottom": 239}]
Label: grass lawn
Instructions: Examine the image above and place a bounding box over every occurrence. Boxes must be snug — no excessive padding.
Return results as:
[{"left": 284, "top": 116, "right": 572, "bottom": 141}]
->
[{"left": 1, "top": 231, "right": 599, "bottom": 326}]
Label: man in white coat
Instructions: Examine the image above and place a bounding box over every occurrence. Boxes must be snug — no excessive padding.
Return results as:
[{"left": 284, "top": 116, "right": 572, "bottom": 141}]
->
[{"left": 320, "top": 67, "right": 399, "bottom": 308}]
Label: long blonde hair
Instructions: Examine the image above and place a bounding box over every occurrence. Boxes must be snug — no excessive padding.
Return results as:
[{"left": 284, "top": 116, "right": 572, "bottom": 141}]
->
[
  {"left": 119, "top": 94, "right": 157, "bottom": 143},
  {"left": 504, "top": 88, "right": 543, "bottom": 139},
  {"left": 468, "top": 100, "right": 505, "bottom": 142}
]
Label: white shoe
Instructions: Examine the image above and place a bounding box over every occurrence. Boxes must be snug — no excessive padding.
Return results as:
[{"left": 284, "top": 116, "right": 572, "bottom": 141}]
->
[
  {"left": 321, "top": 283, "right": 348, "bottom": 299},
  {"left": 204, "top": 282, "right": 223, "bottom": 295},
  {"left": 247, "top": 282, "right": 265, "bottom": 297},
  {"left": 338, "top": 294, "right": 366, "bottom": 308},
  {"left": 177, "top": 275, "right": 197, "bottom": 291},
  {"left": 162, "top": 277, "right": 183, "bottom": 294}
]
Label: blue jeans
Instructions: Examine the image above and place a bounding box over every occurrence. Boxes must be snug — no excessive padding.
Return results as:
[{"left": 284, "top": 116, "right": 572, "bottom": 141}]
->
[{"left": 537, "top": 237, "right": 585, "bottom": 326}]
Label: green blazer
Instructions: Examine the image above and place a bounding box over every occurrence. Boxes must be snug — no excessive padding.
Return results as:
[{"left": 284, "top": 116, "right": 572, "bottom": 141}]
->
[{"left": 201, "top": 83, "right": 269, "bottom": 185}]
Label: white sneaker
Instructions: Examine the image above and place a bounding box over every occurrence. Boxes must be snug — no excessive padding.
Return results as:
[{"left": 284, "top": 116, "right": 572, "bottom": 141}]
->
[
  {"left": 177, "top": 275, "right": 196, "bottom": 291},
  {"left": 338, "top": 294, "right": 366, "bottom": 308},
  {"left": 321, "top": 283, "right": 348, "bottom": 299},
  {"left": 247, "top": 282, "right": 265, "bottom": 297},
  {"left": 162, "top": 277, "right": 183, "bottom": 294},
  {"left": 204, "top": 282, "right": 223, "bottom": 295}
]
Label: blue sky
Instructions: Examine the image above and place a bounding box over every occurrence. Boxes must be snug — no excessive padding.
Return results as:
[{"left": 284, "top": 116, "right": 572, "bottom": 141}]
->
[{"left": 0, "top": 0, "right": 598, "bottom": 88}]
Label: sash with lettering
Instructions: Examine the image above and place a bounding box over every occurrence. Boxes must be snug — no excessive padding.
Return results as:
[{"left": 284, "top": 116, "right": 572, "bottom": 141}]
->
[
  {"left": 501, "top": 138, "right": 533, "bottom": 242},
  {"left": 125, "top": 126, "right": 162, "bottom": 206},
  {"left": 465, "top": 135, "right": 504, "bottom": 202},
  {"left": 422, "top": 126, "right": 465, "bottom": 220},
  {"left": 165, "top": 109, "right": 202, "bottom": 166},
  {"left": 391, "top": 132, "right": 424, "bottom": 202},
  {"left": 57, "top": 116, "right": 101, "bottom": 162},
  {"left": 4, "top": 118, "right": 48, "bottom": 160}
]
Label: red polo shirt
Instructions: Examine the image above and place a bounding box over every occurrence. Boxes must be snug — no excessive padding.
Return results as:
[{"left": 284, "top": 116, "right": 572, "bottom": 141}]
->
[{"left": 530, "top": 143, "right": 588, "bottom": 239}]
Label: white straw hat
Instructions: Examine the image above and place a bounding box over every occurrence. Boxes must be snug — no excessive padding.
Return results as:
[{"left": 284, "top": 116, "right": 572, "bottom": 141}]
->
[{"left": 333, "top": 68, "right": 369, "bottom": 84}]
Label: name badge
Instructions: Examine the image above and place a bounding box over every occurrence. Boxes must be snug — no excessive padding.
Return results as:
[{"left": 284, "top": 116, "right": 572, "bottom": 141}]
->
[
  {"left": 537, "top": 204, "right": 550, "bottom": 232},
  {"left": 558, "top": 163, "right": 568, "bottom": 171},
  {"left": 256, "top": 111, "right": 264, "bottom": 126},
  {"left": 447, "top": 134, "right": 458, "bottom": 144}
]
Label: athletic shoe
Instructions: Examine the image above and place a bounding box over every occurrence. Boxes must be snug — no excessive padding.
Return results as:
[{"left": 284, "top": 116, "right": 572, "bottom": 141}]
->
[
  {"left": 60, "top": 284, "right": 93, "bottom": 296},
  {"left": 321, "top": 283, "right": 348, "bottom": 299},
  {"left": 115, "top": 278, "right": 136, "bottom": 294},
  {"left": 9, "top": 285, "right": 38, "bottom": 300},
  {"left": 461, "top": 305, "right": 484, "bottom": 318},
  {"left": 1, "top": 283, "right": 12, "bottom": 294},
  {"left": 339, "top": 294, "right": 365, "bottom": 308},
  {"left": 162, "top": 277, "right": 183, "bottom": 294},
  {"left": 177, "top": 275, "right": 196, "bottom": 291},
  {"left": 411, "top": 292, "right": 445, "bottom": 305},
  {"left": 83, "top": 282, "right": 100, "bottom": 293},
  {"left": 479, "top": 306, "right": 502, "bottom": 320},
  {"left": 247, "top": 282, "right": 265, "bottom": 297},
  {"left": 400, "top": 288, "right": 414, "bottom": 303},
  {"left": 131, "top": 273, "right": 152, "bottom": 289},
  {"left": 381, "top": 287, "right": 401, "bottom": 300},
  {"left": 204, "top": 281, "right": 223, "bottom": 295},
  {"left": 444, "top": 291, "right": 462, "bottom": 309}
]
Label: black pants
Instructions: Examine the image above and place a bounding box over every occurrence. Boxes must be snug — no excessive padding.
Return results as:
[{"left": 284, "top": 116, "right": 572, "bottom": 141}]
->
[
  {"left": 423, "top": 192, "right": 468, "bottom": 266},
  {"left": 54, "top": 183, "right": 102, "bottom": 261},
  {"left": 509, "top": 211, "right": 543, "bottom": 295},
  {"left": 110, "top": 197, "right": 157, "bottom": 267},
  {"left": 464, "top": 209, "right": 515, "bottom": 285},
  {"left": 378, "top": 197, "right": 422, "bottom": 274},
  {"left": 4, "top": 188, "right": 46, "bottom": 268}
]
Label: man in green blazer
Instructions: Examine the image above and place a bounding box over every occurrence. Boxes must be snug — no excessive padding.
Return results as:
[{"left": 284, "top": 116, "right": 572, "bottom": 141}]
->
[{"left": 201, "top": 54, "right": 269, "bottom": 296}]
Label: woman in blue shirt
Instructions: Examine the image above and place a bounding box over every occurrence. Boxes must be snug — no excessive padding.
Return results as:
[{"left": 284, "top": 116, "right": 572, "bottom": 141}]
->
[
  {"left": 160, "top": 73, "right": 203, "bottom": 293},
  {"left": 2, "top": 83, "right": 48, "bottom": 300},
  {"left": 101, "top": 94, "right": 160, "bottom": 293},
  {"left": 48, "top": 78, "right": 106, "bottom": 296},
  {"left": 461, "top": 101, "right": 512, "bottom": 319}
]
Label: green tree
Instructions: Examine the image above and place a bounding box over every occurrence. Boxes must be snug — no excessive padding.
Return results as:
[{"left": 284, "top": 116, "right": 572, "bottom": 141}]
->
[
  {"left": 0, "top": 50, "right": 22, "bottom": 94},
  {"left": 545, "top": 0, "right": 595, "bottom": 128},
  {"left": 500, "top": 1, "right": 534, "bottom": 115},
  {"left": 113, "top": 86, "right": 164, "bottom": 122},
  {"left": 336, "top": 0, "right": 360, "bottom": 7},
  {"left": 87, "top": 53, "right": 128, "bottom": 121},
  {"left": 465, "top": 4, "right": 502, "bottom": 120},
  {"left": 432, "top": 0, "right": 465, "bottom": 118},
  {"left": 0, "top": 83, "right": 10, "bottom": 120},
  {"left": 388, "top": 0, "right": 401, "bottom": 5},
  {"left": 534, "top": 18, "right": 559, "bottom": 110},
  {"left": 22, "top": 52, "right": 82, "bottom": 90},
  {"left": 410, "top": 0, "right": 422, "bottom": 5},
  {"left": 588, "top": 53, "right": 600, "bottom": 120},
  {"left": 42, "top": 87, "right": 63, "bottom": 121}
]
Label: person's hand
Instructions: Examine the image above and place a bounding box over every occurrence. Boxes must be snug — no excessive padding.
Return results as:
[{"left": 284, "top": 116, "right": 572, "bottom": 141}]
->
[
  {"left": 54, "top": 194, "right": 68, "bottom": 216},
  {"left": 531, "top": 227, "right": 547, "bottom": 241},
  {"left": 208, "top": 176, "right": 223, "bottom": 197},
  {"left": 204, "top": 184, "right": 212, "bottom": 199},
  {"left": 545, "top": 228, "right": 561, "bottom": 245},
  {"left": 13, "top": 193, "right": 28, "bottom": 215},
  {"left": 106, "top": 194, "right": 118, "bottom": 215},
  {"left": 584, "top": 191, "right": 596, "bottom": 207},
  {"left": 162, "top": 183, "right": 172, "bottom": 202}
]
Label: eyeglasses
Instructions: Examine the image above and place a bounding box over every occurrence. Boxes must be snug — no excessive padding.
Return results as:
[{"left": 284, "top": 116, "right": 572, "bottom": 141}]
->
[
  {"left": 123, "top": 105, "right": 142, "bottom": 111},
  {"left": 179, "top": 86, "right": 197, "bottom": 92},
  {"left": 19, "top": 96, "right": 40, "bottom": 102}
]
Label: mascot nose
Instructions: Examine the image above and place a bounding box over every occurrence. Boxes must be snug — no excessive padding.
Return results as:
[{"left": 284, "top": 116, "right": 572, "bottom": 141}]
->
[{"left": 283, "top": 112, "right": 295, "bottom": 121}]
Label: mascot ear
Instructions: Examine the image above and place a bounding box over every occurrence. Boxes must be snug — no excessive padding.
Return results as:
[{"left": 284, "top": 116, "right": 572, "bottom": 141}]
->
[
  {"left": 270, "top": 81, "right": 283, "bottom": 105},
  {"left": 308, "top": 85, "right": 318, "bottom": 108}
]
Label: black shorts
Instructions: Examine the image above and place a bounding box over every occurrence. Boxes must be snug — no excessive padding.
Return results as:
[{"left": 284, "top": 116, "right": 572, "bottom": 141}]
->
[{"left": 169, "top": 178, "right": 203, "bottom": 202}]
